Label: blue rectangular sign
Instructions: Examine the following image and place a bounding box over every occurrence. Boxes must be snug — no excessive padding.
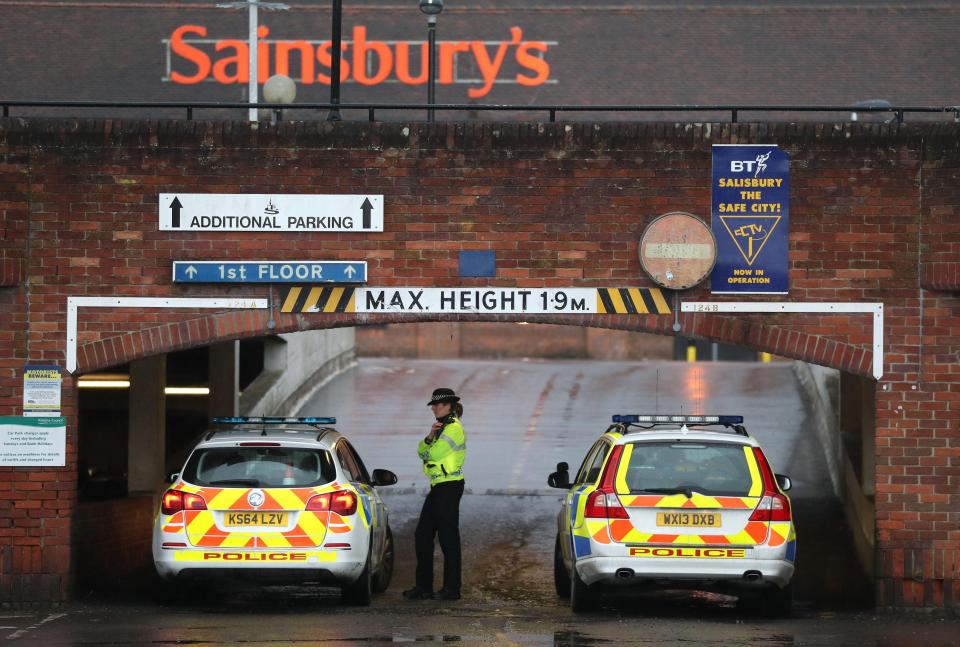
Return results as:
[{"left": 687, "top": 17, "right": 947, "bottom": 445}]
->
[
  {"left": 710, "top": 145, "right": 789, "bottom": 294},
  {"left": 173, "top": 261, "right": 367, "bottom": 284}
]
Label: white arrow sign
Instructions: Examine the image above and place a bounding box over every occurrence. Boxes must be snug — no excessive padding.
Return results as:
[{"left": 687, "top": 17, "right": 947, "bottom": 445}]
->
[
  {"left": 185, "top": 265, "right": 198, "bottom": 278},
  {"left": 344, "top": 265, "right": 357, "bottom": 278}
]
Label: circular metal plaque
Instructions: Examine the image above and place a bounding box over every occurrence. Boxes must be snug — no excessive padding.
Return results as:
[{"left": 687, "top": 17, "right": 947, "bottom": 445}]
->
[{"left": 639, "top": 212, "right": 717, "bottom": 290}]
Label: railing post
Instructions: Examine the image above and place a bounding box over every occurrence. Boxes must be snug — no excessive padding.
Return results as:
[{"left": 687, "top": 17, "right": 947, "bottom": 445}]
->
[
  {"left": 2, "top": 105, "right": 7, "bottom": 118},
  {"left": 187, "top": 107, "right": 193, "bottom": 120},
  {"left": 731, "top": 109, "right": 738, "bottom": 123},
  {"left": 368, "top": 108, "right": 375, "bottom": 122},
  {"left": 896, "top": 110, "right": 904, "bottom": 124},
  {"left": 550, "top": 109, "right": 556, "bottom": 123}
]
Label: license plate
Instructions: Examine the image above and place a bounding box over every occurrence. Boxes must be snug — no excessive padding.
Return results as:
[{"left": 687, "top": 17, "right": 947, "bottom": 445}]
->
[
  {"left": 656, "top": 511, "right": 721, "bottom": 527},
  {"left": 224, "top": 512, "right": 288, "bottom": 527}
]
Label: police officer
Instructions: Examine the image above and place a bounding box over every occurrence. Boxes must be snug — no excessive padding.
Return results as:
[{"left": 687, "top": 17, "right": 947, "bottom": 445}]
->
[{"left": 403, "top": 388, "right": 466, "bottom": 601}]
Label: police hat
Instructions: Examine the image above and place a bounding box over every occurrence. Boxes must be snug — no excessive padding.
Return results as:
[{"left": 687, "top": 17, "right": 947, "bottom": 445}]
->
[{"left": 427, "top": 388, "right": 460, "bottom": 406}]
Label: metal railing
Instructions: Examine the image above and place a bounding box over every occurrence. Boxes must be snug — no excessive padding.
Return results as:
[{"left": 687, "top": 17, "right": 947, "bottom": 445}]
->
[{"left": 1, "top": 101, "right": 959, "bottom": 123}]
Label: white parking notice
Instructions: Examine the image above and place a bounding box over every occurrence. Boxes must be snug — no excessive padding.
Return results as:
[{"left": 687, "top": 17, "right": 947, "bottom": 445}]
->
[{"left": 0, "top": 416, "right": 67, "bottom": 466}]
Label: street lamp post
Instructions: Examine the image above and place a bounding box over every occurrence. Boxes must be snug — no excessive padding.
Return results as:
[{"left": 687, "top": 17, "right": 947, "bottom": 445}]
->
[
  {"left": 328, "top": 0, "right": 343, "bottom": 121},
  {"left": 217, "top": 0, "right": 289, "bottom": 122},
  {"left": 419, "top": 0, "right": 443, "bottom": 123}
]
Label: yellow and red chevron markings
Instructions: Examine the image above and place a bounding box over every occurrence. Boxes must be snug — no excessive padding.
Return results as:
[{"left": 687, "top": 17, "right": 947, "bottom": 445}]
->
[{"left": 159, "top": 482, "right": 359, "bottom": 549}]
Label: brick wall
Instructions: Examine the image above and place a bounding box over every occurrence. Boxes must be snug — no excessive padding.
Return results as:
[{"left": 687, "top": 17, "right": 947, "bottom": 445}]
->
[
  {"left": 72, "top": 496, "right": 155, "bottom": 596},
  {"left": 0, "top": 118, "right": 957, "bottom": 607}
]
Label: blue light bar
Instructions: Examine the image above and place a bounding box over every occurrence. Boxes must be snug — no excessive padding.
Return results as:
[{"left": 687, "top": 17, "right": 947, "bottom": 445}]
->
[
  {"left": 213, "top": 416, "right": 337, "bottom": 425},
  {"left": 613, "top": 415, "right": 743, "bottom": 425}
]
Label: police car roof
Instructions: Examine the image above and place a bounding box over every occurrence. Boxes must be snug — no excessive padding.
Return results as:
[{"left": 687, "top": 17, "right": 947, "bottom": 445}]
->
[
  {"left": 608, "top": 427, "right": 759, "bottom": 446},
  {"left": 199, "top": 427, "right": 339, "bottom": 447}
]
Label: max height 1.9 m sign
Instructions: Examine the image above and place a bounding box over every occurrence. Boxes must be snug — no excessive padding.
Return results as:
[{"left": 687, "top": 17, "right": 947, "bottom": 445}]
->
[{"left": 711, "top": 145, "right": 790, "bottom": 294}]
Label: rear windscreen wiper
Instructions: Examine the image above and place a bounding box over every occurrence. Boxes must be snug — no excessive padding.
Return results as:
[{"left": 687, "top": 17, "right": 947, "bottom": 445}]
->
[
  {"left": 639, "top": 487, "right": 695, "bottom": 498},
  {"left": 209, "top": 479, "right": 261, "bottom": 487}
]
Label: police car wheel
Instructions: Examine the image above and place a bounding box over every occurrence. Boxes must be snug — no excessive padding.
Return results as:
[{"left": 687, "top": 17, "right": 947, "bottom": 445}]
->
[
  {"left": 372, "top": 527, "right": 395, "bottom": 593},
  {"left": 570, "top": 564, "right": 596, "bottom": 613},
  {"left": 342, "top": 551, "right": 373, "bottom": 606},
  {"left": 553, "top": 535, "right": 571, "bottom": 598}
]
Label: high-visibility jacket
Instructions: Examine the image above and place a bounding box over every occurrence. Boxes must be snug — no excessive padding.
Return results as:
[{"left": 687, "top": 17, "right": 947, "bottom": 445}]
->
[{"left": 417, "top": 416, "right": 466, "bottom": 486}]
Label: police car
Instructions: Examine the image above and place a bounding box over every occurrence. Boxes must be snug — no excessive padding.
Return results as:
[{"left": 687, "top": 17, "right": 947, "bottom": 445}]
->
[
  {"left": 549, "top": 415, "right": 796, "bottom": 615},
  {"left": 152, "top": 417, "right": 397, "bottom": 605}
]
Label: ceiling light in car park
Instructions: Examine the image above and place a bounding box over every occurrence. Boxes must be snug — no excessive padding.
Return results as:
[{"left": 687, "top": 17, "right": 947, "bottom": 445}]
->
[
  {"left": 165, "top": 387, "right": 211, "bottom": 396},
  {"left": 77, "top": 375, "right": 209, "bottom": 395},
  {"left": 77, "top": 374, "right": 130, "bottom": 388}
]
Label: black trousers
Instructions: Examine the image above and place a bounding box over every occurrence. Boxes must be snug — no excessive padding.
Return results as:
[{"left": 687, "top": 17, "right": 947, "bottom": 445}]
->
[{"left": 414, "top": 479, "right": 464, "bottom": 592}]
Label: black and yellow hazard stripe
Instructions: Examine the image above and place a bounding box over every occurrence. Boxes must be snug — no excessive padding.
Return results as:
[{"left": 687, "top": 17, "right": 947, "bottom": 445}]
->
[
  {"left": 596, "top": 288, "right": 671, "bottom": 314},
  {"left": 280, "top": 286, "right": 356, "bottom": 313}
]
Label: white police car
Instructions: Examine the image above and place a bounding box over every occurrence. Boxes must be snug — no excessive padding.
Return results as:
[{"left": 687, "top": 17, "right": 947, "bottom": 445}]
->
[
  {"left": 549, "top": 415, "right": 796, "bottom": 615},
  {"left": 153, "top": 417, "right": 397, "bottom": 605}
]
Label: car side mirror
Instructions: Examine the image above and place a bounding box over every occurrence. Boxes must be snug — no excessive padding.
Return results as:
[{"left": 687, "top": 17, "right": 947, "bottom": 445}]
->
[
  {"left": 167, "top": 472, "right": 180, "bottom": 484},
  {"left": 775, "top": 474, "right": 792, "bottom": 492},
  {"left": 372, "top": 468, "right": 398, "bottom": 487},
  {"left": 548, "top": 462, "right": 570, "bottom": 489}
]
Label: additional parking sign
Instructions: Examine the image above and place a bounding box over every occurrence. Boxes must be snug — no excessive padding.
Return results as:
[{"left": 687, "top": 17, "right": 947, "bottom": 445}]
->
[{"left": 711, "top": 145, "right": 790, "bottom": 294}]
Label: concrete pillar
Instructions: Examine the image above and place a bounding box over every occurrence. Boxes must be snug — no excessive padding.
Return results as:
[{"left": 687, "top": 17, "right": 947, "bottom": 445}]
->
[
  {"left": 208, "top": 341, "right": 239, "bottom": 420},
  {"left": 127, "top": 354, "right": 166, "bottom": 494},
  {"left": 861, "top": 378, "right": 876, "bottom": 497}
]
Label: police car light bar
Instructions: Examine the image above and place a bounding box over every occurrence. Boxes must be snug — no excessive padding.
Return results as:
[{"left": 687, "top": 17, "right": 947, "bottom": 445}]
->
[
  {"left": 612, "top": 415, "right": 743, "bottom": 425},
  {"left": 212, "top": 416, "right": 337, "bottom": 425}
]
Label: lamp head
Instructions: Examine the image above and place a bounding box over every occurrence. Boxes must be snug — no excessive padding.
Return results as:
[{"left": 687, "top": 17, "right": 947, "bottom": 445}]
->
[
  {"left": 263, "top": 74, "right": 296, "bottom": 104},
  {"left": 419, "top": 0, "right": 443, "bottom": 15}
]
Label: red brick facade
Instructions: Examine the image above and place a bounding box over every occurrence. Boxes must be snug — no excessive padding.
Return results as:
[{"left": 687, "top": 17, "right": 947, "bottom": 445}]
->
[{"left": 0, "top": 118, "right": 958, "bottom": 607}]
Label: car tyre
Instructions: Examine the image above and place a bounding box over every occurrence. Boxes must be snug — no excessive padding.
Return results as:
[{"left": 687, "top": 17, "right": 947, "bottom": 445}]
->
[
  {"left": 554, "top": 535, "right": 570, "bottom": 598},
  {"left": 342, "top": 550, "right": 373, "bottom": 606},
  {"left": 570, "top": 563, "right": 596, "bottom": 613},
  {"left": 372, "top": 527, "right": 394, "bottom": 594}
]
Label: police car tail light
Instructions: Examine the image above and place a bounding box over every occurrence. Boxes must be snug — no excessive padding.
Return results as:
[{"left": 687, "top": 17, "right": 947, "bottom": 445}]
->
[
  {"left": 584, "top": 490, "right": 629, "bottom": 519},
  {"left": 306, "top": 490, "right": 357, "bottom": 515},
  {"left": 584, "top": 445, "right": 628, "bottom": 519},
  {"left": 330, "top": 490, "right": 357, "bottom": 516},
  {"left": 749, "top": 494, "right": 791, "bottom": 522},
  {"left": 161, "top": 489, "right": 207, "bottom": 515},
  {"left": 748, "top": 447, "right": 791, "bottom": 522},
  {"left": 306, "top": 493, "right": 331, "bottom": 512}
]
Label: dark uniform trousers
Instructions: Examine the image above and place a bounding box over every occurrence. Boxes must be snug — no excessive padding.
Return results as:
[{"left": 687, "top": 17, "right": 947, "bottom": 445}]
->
[{"left": 414, "top": 480, "right": 465, "bottom": 593}]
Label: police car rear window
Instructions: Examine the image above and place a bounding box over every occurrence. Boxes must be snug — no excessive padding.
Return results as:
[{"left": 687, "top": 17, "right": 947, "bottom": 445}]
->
[
  {"left": 617, "top": 442, "right": 756, "bottom": 497},
  {"left": 181, "top": 447, "right": 337, "bottom": 488}
]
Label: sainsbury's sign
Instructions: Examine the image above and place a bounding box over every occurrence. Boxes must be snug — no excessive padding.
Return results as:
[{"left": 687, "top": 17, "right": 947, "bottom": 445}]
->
[{"left": 164, "top": 25, "right": 556, "bottom": 98}]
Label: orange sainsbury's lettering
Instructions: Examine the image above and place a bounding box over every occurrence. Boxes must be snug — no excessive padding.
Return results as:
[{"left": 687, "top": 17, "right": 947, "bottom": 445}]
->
[
  {"left": 170, "top": 25, "right": 211, "bottom": 84},
  {"left": 316, "top": 42, "right": 351, "bottom": 84},
  {"left": 468, "top": 27, "right": 521, "bottom": 99},
  {"left": 167, "top": 24, "right": 554, "bottom": 96},
  {"left": 352, "top": 26, "right": 392, "bottom": 86},
  {"left": 516, "top": 40, "right": 550, "bottom": 86}
]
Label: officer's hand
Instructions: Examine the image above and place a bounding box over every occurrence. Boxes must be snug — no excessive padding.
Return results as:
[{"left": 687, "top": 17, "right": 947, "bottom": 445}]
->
[{"left": 430, "top": 421, "right": 444, "bottom": 434}]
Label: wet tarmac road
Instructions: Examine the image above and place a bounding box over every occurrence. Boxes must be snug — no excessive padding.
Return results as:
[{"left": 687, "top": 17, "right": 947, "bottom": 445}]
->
[
  {"left": 297, "top": 358, "right": 830, "bottom": 498},
  {"left": 8, "top": 359, "right": 957, "bottom": 645}
]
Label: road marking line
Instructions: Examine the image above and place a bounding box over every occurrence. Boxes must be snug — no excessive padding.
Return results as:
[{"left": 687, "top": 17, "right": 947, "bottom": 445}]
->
[{"left": 6, "top": 612, "right": 66, "bottom": 641}]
